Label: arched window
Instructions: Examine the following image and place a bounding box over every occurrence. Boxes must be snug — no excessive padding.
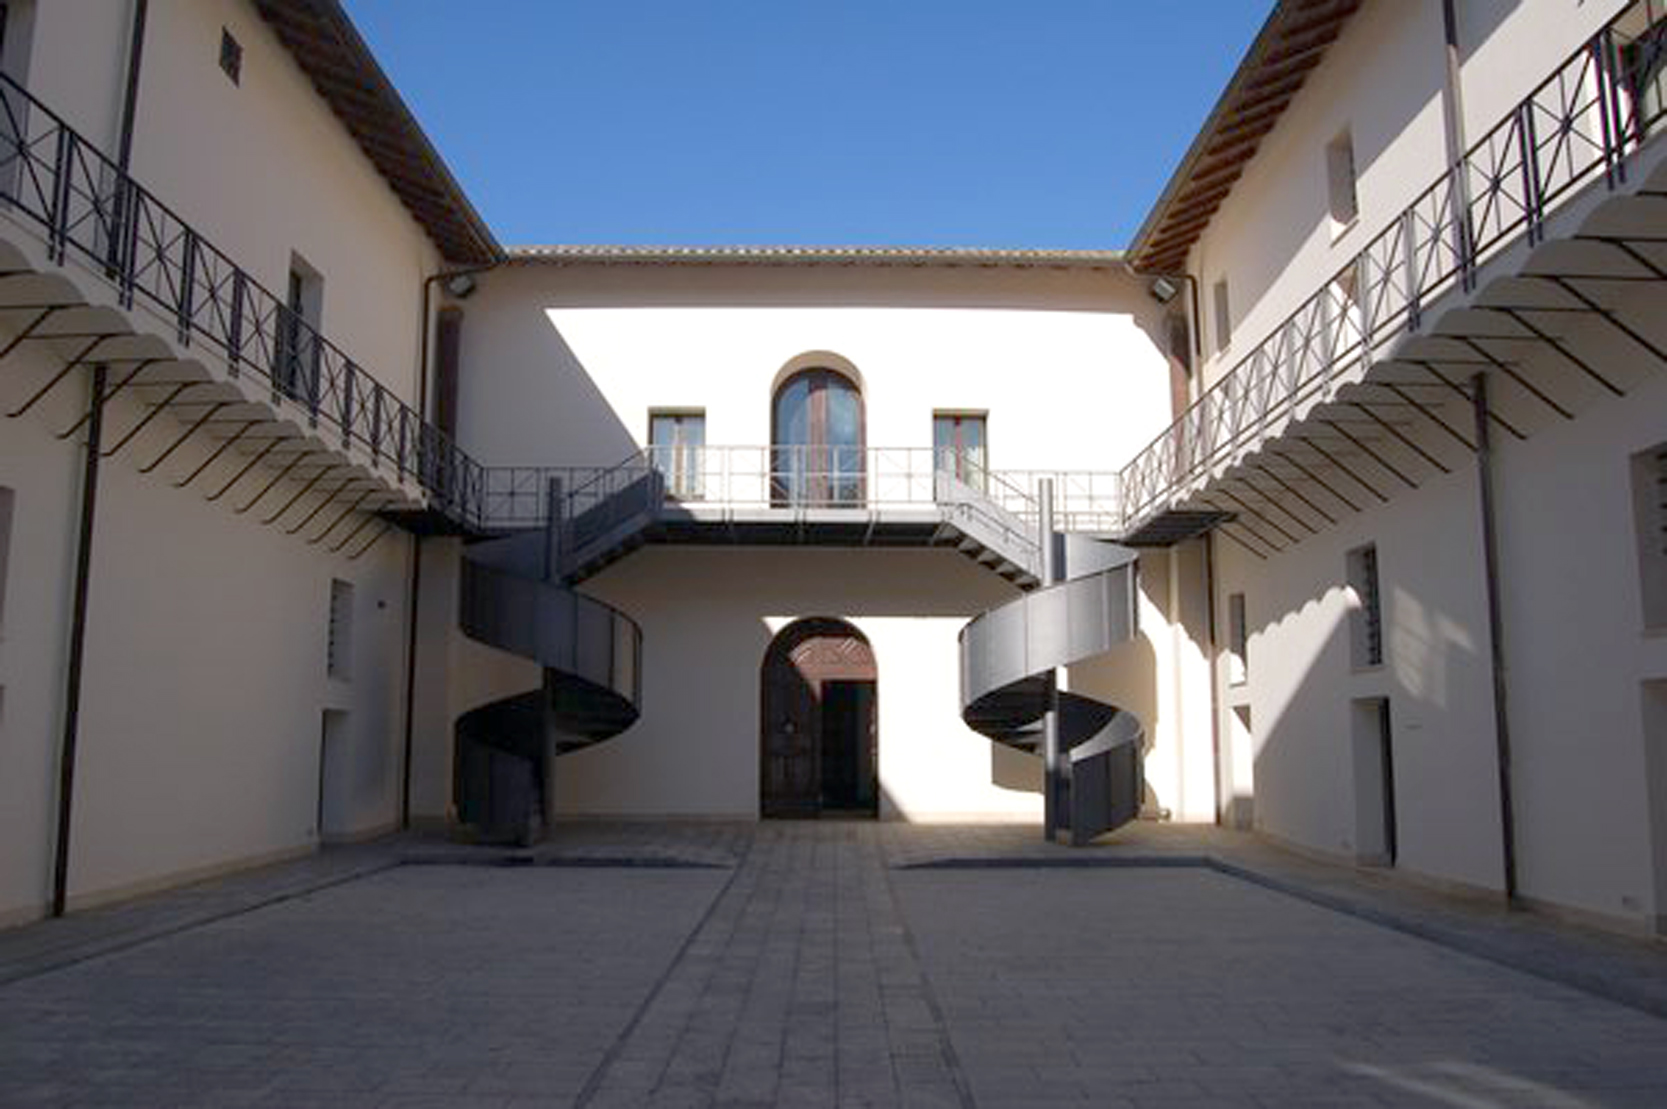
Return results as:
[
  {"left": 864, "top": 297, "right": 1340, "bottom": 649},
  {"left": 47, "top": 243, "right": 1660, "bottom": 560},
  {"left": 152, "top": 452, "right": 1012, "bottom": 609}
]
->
[{"left": 771, "top": 368, "right": 865, "bottom": 506}]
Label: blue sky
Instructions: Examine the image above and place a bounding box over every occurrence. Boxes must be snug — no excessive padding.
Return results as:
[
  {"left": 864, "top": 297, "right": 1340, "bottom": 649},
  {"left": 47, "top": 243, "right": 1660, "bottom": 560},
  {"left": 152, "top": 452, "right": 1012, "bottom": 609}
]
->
[{"left": 342, "top": 1, "right": 1273, "bottom": 250}]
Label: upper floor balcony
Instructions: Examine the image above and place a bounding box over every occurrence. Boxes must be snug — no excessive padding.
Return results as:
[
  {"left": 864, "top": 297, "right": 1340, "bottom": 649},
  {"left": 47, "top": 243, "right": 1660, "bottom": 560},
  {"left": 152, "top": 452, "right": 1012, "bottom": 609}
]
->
[
  {"left": 0, "top": 68, "right": 486, "bottom": 554},
  {"left": 1116, "top": 0, "right": 1667, "bottom": 555}
]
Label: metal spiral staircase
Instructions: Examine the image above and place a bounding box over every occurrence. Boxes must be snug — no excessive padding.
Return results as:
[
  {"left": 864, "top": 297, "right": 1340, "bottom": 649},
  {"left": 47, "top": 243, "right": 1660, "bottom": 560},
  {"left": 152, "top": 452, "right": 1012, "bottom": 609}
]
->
[
  {"left": 958, "top": 490, "right": 1146, "bottom": 845},
  {"left": 452, "top": 475, "right": 656, "bottom": 843}
]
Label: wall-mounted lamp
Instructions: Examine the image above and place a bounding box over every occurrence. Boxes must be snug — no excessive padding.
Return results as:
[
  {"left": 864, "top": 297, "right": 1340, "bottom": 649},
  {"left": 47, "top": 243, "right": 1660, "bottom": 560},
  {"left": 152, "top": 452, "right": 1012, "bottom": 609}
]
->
[
  {"left": 1149, "top": 275, "right": 1180, "bottom": 304},
  {"left": 443, "top": 272, "right": 478, "bottom": 299}
]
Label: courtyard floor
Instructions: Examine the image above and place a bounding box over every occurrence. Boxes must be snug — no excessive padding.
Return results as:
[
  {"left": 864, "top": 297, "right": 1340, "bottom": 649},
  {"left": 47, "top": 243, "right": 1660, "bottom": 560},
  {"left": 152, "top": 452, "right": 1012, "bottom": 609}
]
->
[{"left": 2, "top": 823, "right": 1666, "bottom": 1108}]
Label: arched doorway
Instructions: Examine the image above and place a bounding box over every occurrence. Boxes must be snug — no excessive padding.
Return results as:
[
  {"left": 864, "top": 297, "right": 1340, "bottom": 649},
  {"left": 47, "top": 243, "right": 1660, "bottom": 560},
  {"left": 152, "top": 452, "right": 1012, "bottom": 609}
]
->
[
  {"left": 760, "top": 618, "right": 878, "bottom": 818},
  {"left": 771, "top": 366, "right": 865, "bottom": 506}
]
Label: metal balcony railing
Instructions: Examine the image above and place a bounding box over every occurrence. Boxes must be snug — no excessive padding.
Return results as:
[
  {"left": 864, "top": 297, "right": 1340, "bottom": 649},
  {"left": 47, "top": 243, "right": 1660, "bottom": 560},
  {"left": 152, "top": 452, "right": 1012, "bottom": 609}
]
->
[
  {"left": 0, "top": 70, "right": 488, "bottom": 523},
  {"left": 1117, "top": 0, "right": 1667, "bottom": 531},
  {"left": 468, "top": 445, "right": 1075, "bottom": 566}
]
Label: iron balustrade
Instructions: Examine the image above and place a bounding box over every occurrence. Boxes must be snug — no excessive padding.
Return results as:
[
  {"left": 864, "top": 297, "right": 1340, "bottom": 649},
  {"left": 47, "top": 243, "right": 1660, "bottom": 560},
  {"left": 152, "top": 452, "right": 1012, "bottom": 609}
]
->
[
  {"left": 0, "top": 70, "right": 488, "bottom": 525},
  {"left": 1117, "top": 0, "right": 1667, "bottom": 532},
  {"left": 468, "top": 445, "right": 1056, "bottom": 567},
  {"left": 993, "top": 469, "right": 1123, "bottom": 535}
]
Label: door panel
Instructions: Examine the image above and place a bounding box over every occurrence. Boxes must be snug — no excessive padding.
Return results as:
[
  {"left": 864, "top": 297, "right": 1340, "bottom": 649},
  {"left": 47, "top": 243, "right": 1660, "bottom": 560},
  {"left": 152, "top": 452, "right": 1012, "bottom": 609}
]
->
[{"left": 761, "top": 619, "right": 877, "bottom": 818}]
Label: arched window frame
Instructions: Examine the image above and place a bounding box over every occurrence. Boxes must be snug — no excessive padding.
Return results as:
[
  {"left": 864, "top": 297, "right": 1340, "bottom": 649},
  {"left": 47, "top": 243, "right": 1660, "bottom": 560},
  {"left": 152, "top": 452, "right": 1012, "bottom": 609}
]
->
[{"left": 770, "top": 361, "right": 866, "bottom": 507}]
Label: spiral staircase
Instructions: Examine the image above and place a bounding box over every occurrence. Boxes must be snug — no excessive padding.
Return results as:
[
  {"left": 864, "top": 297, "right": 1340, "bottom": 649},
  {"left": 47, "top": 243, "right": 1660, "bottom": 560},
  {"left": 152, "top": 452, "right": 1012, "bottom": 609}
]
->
[
  {"left": 451, "top": 473, "right": 657, "bottom": 843},
  {"left": 959, "top": 531, "right": 1146, "bottom": 845}
]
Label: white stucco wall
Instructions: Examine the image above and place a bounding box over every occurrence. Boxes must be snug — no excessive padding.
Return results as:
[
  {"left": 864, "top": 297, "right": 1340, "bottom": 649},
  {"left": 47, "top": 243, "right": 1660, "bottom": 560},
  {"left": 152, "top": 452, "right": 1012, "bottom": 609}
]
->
[
  {"left": 0, "top": 339, "right": 416, "bottom": 924},
  {"left": 562, "top": 547, "right": 1026, "bottom": 820},
  {"left": 1215, "top": 462, "right": 1505, "bottom": 893},
  {"left": 454, "top": 263, "right": 1174, "bottom": 472},
  {"left": 1186, "top": 0, "right": 1631, "bottom": 395},
  {"left": 17, "top": 0, "right": 444, "bottom": 408},
  {"left": 1212, "top": 306, "right": 1667, "bottom": 926},
  {"left": 1189, "top": 0, "right": 1450, "bottom": 392},
  {"left": 414, "top": 262, "right": 1211, "bottom": 824}
]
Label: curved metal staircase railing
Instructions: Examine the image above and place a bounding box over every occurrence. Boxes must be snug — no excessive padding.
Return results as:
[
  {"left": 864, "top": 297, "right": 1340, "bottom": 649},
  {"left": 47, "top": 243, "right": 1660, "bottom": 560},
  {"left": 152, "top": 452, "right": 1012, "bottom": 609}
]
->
[
  {"left": 959, "top": 531, "right": 1144, "bottom": 845},
  {"left": 453, "top": 512, "right": 647, "bottom": 843}
]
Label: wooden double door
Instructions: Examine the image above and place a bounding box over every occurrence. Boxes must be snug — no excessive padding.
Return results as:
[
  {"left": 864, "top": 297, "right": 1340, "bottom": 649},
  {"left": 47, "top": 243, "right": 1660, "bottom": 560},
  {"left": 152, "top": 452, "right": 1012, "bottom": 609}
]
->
[{"left": 761, "top": 618, "right": 878, "bottom": 818}]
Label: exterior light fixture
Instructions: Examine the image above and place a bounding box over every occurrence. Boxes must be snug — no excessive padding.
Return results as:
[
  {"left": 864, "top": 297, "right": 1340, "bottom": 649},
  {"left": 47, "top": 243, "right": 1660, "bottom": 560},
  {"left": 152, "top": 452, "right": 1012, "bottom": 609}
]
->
[
  {"left": 443, "top": 272, "right": 478, "bottom": 299},
  {"left": 1149, "top": 275, "right": 1180, "bottom": 304}
]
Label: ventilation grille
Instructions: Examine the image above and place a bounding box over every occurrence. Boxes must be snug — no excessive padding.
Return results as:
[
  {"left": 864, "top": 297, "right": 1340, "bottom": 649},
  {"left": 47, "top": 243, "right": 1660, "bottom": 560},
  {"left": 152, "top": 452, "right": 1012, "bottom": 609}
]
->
[
  {"left": 327, "top": 579, "right": 353, "bottom": 680},
  {"left": 1348, "top": 543, "right": 1383, "bottom": 669}
]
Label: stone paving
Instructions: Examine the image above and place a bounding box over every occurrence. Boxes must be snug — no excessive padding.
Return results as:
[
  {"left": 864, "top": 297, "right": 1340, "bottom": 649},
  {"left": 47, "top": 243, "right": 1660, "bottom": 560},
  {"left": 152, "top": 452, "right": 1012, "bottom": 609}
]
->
[{"left": 0, "top": 823, "right": 1664, "bottom": 1107}]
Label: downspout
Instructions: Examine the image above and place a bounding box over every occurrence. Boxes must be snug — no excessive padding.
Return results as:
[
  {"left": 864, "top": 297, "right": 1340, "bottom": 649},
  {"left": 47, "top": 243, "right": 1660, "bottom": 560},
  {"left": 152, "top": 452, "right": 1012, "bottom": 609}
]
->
[
  {"left": 115, "top": 0, "right": 147, "bottom": 175},
  {"left": 1439, "top": 0, "right": 1470, "bottom": 165},
  {"left": 1443, "top": 1, "right": 1516, "bottom": 903},
  {"left": 1473, "top": 375, "right": 1517, "bottom": 902},
  {"left": 53, "top": 1, "right": 146, "bottom": 917},
  {"left": 399, "top": 529, "right": 422, "bottom": 831},
  {"left": 1203, "top": 532, "right": 1225, "bottom": 826},
  {"left": 52, "top": 367, "right": 107, "bottom": 917}
]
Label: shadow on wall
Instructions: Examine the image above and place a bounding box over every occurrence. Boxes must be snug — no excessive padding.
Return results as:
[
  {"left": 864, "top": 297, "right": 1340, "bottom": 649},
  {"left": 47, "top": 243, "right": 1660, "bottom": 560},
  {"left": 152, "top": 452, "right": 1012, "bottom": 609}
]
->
[
  {"left": 561, "top": 547, "right": 1021, "bottom": 819},
  {"left": 1244, "top": 576, "right": 1488, "bottom": 873},
  {"left": 454, "top": 268, "right": 640, "bottom": 467}
]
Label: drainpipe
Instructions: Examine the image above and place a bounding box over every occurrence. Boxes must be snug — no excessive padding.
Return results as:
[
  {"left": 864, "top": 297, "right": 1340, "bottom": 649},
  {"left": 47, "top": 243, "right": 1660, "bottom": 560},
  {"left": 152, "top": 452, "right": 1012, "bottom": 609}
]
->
[
  {"left": 1440, "top": 0, "right": 1477, "bottom": 284},
  {"left": 1447, "top": 4, "right": 1516, "bottom": 904},
  {"left": 1439, "top": 0, "right": 1469, "bottom": 166},
  {"left": 51, "top": 1, "right": 146, "bottom": 916},
  {"left": 115, "top": 0, "right": 147, "bottom": 176},
  {"left": 1472, "top": 374, "right": 1517, "bottom": 902},
  {"left": 399, "top": 534, "right": 422, "bottom": 831},
  {"left": 1203, "top": 532, "right": 1225, "bottom": 826},
  {"left": 52, "top": 366, "right": 108, "bottom": 917}
]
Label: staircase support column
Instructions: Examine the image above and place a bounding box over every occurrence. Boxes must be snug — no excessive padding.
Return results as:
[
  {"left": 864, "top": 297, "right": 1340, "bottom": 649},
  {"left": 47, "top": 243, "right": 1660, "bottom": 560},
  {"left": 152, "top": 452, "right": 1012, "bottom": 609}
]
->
[{"left": 1039, "top": 479, "right": 1063, "bottom": 843}]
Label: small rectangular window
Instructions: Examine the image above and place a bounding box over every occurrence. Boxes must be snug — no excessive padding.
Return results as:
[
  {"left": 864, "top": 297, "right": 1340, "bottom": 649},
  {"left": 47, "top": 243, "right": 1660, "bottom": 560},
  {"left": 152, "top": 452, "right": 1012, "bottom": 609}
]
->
[
  {"left": 933, "top": 412, "right": 988, "bottom": 492},
  {"left": 275, "top": 254, "right": 323, "bottom": 405},
  {"left": 648, "top": 410, "right": 705, "bottom": 499},
  {"left": 1347, "top": 543, "right": 1383, "bottom": 669},
  {"left": 327, "top": 579, "right": 353, "bottom": 680},
  {"left": 1227, "top": 591, "right": 1247, "bottom": 686},
  {"left": 1326, "top": 128, "right": 1359, "bottom": 231},
  {"left": 1166, "top": 313, "right": 1193, "bottom": 379},
  {"left": 1632, "top": 444, "right": 1667, "bottom": 628},
  {"left": 219, "top": 28, "right": 242, "bottom": 86},
  {"left": 1212, "top": 278, "right": 1231, "bottom": 354}
]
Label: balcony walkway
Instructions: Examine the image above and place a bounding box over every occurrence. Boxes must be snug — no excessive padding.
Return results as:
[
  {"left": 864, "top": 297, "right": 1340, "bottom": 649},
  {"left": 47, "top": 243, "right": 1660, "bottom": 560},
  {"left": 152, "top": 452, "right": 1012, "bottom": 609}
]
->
[
  {"left": 3, "top": 823, "right": 1665, "bottom": 1107},
  {"left": 1119, "top": 2, "right": 1667, "bottom": 555}
]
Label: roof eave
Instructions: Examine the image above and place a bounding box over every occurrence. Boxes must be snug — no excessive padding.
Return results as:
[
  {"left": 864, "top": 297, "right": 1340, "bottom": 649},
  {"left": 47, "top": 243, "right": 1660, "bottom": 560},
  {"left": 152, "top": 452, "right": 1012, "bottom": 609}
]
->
[
  {"left": 1127, "top": 0, "right": 1363, "bottom": 274},
  {"left": 253, "top": 0, "right": 502, "bottom": 266},
  {"left": 504, "top": 245, "right": 1130, "bottom": 270}
]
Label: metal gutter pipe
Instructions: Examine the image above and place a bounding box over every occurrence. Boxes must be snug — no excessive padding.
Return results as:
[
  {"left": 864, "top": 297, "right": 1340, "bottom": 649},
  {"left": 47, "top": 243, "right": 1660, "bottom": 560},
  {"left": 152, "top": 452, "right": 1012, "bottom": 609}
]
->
[{"left": 52, "top": 367, "right": 108, "bottom": 917}]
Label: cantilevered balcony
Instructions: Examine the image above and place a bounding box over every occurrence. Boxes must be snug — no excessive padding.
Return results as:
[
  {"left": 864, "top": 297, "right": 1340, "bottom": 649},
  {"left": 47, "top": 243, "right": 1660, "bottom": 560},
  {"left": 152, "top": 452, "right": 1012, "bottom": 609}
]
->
[
  {"left": 1118, "top": 0, "right": 1667, "bottom": 556},
  {"left": 0, "top": 71, "right": 487, "bottom": 555}
]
